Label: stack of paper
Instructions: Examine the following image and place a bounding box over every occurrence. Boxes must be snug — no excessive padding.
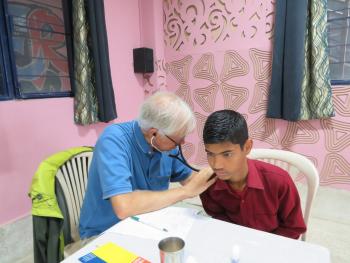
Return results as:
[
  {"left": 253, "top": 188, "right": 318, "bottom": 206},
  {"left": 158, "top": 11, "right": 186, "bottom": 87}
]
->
[{"left": 108, "top": 206, "right": 199, "bottom": 241}]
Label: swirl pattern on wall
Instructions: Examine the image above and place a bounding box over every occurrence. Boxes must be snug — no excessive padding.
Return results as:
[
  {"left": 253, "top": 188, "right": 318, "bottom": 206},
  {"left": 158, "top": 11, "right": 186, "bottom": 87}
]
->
[
  {"left": 175, "top": 85, "right": 194, "bottom": 110},
  {"left": 155, "top": 58, "right": 168, "bottom": 89},
  {"left": 333, "top": 86, "right": 350, "bottom": 117},
  {"left": 265, "top": 0, "right": 276, "bottom": 40},
  {"left": 169, "top": 55, "right": 193, "bottom": 84},
  {"left": 220, "top": 50, "right": 249, "bottom": 81},
  {"left": 281, "top": 122, "right": 320, "bottom": 148},
  {"left": 163, "top": 0, "right": 275, "bottom": 51},
  {"left": 193, "top": 84, "right": 219, "bottom": 112},
  {"left": 321, "top": 119, "right": 350, "bottom": 152},
  {"left": 248, "top": 82, "right": 268, "bottom": 114},
  {"left": 249, "top": 115, "right": 279, "bottom": 147},
  {"left": 321, "top": 153, "right": 350, "bottom": 185},
  {"left": 193, "top": 53, "right": 218, "bottom": 82},
  {"left": 249, "top": 48, "right": 272, "bottom": 81},
  {"left": 221, "top": 82, "right": 249, "bottom": 111},
  {"left": 194, "top": 111, "right": 208, "bottom": 140}
]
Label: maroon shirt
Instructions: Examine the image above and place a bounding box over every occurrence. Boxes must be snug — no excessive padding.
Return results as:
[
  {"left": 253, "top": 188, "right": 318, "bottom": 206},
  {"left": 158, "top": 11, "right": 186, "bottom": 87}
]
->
[{"left": 200, "top": 159, "right": 306, "bottom": 239}]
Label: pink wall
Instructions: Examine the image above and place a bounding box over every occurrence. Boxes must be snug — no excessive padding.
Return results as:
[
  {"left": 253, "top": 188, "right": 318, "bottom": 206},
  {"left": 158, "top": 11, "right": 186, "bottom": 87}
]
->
[
  {"left": 138, "top": 0, "right": 167, "bottom": 94},
  {"left": 161, "top": 1, "right": 350, "bottom": 189},
  {"left": 0, "top": 0, "right": 146, "bottom": 225},
  {"left": 2, "top": 0, "right": 349, "bottom": 227}
]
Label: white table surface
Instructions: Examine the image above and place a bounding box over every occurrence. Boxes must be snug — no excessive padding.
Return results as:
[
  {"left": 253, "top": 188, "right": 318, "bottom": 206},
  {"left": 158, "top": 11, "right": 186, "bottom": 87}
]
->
[{"left": 62, "top": 210, "right": 331, "bottom": 263}]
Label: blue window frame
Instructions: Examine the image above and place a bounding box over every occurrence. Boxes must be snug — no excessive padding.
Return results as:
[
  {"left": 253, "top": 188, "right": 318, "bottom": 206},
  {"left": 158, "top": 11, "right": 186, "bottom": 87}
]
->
[
  {"left": 0, "top": 0, "right": 73, "bottom": 100},
  {"left": 0, "top": 0, "right": 15, "bottom": 100},
  {"left": 328, "top": 0, "right": 350, "bottom": 85}
]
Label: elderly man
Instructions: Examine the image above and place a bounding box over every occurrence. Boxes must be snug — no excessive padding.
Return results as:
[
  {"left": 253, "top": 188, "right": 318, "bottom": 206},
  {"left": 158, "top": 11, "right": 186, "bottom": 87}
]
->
[{"left": 79, "top": 91, "right": 215, "bottom": 238}]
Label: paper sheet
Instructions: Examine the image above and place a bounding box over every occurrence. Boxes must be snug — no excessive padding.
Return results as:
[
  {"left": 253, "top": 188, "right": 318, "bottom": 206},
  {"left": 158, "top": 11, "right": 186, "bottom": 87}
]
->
[{"left": 107, "top": 206, "right": 199, "bottom": 241}]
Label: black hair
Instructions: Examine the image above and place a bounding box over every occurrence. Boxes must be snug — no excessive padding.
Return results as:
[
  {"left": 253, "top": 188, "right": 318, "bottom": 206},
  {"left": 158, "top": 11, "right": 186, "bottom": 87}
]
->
[{"left": 203, "top": 110, "right": 248, "bottom": 149}]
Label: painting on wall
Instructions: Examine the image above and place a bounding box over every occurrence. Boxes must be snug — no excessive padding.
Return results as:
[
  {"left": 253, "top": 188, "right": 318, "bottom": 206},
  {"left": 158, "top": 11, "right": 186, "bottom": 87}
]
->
[{"left": 7, "top": 0, "right": 72, "bottom": 97}]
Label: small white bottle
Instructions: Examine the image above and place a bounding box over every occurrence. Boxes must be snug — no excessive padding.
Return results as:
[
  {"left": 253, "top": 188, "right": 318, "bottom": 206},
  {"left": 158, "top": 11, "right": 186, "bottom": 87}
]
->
[{"left": 230, "top": 245, "right": 240, "bottom": 263}]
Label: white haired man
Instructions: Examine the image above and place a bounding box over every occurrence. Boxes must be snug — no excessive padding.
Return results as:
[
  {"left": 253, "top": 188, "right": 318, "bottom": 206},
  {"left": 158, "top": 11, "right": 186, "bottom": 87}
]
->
[{"left": 79, "top": 91, "right": 216, "bottom": 239}]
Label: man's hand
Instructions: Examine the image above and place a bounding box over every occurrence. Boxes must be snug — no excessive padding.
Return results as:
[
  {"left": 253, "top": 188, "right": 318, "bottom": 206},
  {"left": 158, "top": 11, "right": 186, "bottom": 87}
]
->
[
  {"left": 183, "top": 167, "right": 216, "bottom": 198},
  {"left": 110, "top": 167, "right": 216, "bottom": 220}
]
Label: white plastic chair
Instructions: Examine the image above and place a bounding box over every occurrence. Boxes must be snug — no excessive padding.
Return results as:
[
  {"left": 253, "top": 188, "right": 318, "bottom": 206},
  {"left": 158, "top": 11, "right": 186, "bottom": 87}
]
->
[
  {"left": 248, "top": 148, "right": 319, "bottom": 241},
  {"left": 55, "top": 151, "right": 93, "bottom": 254}
]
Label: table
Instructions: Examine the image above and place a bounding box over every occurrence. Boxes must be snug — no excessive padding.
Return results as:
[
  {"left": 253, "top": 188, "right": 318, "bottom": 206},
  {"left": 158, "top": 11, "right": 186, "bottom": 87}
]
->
[{"left": 62, "top": 207, "right": 330, "bottom": 263}]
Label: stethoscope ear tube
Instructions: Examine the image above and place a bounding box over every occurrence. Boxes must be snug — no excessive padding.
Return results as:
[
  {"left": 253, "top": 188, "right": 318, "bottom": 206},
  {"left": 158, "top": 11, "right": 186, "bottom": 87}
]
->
[{"left": 168, "top": 146, "right": 200, "bottom": 172}]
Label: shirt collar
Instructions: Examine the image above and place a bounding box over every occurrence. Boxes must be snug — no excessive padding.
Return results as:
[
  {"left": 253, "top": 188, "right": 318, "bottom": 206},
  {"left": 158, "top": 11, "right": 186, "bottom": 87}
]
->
[
  {"left": 246, "top": 159, "right": 264, "bottom": 190},
  {"left": 212, "top": 159, "right": 264, "bottom": 192},
  {"left": 132, "top": 120, "right": 153, "bottom": 155}
]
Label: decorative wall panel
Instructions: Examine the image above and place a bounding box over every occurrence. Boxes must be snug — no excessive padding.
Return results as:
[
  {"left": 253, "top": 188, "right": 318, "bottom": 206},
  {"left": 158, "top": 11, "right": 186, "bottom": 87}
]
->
[
  {"left": 163, "top": 0, "right": 350, "bottom": 189},
  {"left": 163, "top": 0, "right": 275, "bottom": 52}
]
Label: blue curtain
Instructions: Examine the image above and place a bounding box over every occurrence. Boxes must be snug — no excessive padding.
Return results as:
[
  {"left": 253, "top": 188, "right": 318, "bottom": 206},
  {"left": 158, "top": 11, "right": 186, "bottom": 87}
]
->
[{"left": 267, "top": 0, "right": 334, "bottom": 121}]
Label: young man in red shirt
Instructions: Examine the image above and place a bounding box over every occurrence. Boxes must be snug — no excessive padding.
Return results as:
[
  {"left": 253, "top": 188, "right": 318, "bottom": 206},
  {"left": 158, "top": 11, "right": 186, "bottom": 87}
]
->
[{"left": 200, "top": 110, "right": 306, "bottom": 239}]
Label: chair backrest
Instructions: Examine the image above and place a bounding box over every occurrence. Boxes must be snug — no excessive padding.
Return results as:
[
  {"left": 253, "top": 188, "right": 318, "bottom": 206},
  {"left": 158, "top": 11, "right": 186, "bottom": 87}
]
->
[
  {"left": 248, "top": 148, "right": 319, "bottom": 241},
  {"left": 55, "top": 151, "right": 93, "bottom": 244}
]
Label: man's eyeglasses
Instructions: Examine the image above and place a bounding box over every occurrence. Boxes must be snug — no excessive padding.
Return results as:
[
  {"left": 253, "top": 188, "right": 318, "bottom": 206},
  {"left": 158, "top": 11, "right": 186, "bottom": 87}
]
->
[{"left": 165, "top": 135, "right": 200, "bottom": 172}]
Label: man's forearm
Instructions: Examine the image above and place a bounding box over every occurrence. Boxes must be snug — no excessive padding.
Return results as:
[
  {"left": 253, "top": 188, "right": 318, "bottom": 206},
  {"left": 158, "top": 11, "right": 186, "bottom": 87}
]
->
[
  {"left": 111, "top": 167, "right": 215, "bottom": 220},
  {"left": 110, "top": 187, "right": 189, "bottom": 219}
]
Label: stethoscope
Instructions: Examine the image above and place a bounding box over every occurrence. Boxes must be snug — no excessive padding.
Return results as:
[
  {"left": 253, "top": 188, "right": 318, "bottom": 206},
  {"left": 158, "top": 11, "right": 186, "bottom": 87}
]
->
[
  {"left": 151, "top": 134, "right": 200, "bottom": 172},
  {"left": 168, "top": 145, "right": 200, "bottom": 172}
]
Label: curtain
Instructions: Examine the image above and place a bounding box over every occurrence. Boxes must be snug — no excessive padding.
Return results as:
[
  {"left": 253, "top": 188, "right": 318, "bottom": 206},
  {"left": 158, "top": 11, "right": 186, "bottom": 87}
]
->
[
  {"left": 85, "top": 0, "right": 117, "bottom": 122},
  {"left": 267, "top": 0, "right": 334, "bottom": 121},
  {"left": 73, "top": 0, "right": 117, "bottom": 125},
  {"left": 300, "top": 0, "right": 334, "bottom": 119}
]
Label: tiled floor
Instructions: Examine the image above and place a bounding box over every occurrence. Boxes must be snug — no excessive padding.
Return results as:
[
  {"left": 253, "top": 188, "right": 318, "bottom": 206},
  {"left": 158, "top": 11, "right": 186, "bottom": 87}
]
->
[
  {"left": 303, "top": 187, "right": 350, "bottom": 263},
  {"left": 0, "top": 214, "right": 32, "bottom": 263},
  {"left": 2, "top": 185, "right": 350, "bottom": 263}
]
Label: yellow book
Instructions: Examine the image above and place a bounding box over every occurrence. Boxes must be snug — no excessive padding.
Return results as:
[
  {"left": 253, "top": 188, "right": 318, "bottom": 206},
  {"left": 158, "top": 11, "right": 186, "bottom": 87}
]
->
[{"left": 79, "top": 242, "right": 151, "bottom": 263}]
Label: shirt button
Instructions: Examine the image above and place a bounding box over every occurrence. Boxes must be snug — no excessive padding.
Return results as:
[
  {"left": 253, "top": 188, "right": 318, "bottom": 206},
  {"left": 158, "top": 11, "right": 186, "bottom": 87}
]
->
[{"left": 241, "top": 200, "right": 245, "bottom": 203}]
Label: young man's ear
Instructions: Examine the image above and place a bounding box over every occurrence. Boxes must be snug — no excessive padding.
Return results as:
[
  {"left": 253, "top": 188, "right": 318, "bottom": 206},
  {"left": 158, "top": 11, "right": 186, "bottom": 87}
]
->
[{"left": 244, "top": 138, "right": 253, "bottom": 155}]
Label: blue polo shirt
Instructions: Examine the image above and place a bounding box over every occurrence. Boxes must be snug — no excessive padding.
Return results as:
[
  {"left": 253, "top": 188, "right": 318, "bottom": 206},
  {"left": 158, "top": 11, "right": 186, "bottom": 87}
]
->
[{"left": 79, "top": 120, "right": 192, "bottom": 238}]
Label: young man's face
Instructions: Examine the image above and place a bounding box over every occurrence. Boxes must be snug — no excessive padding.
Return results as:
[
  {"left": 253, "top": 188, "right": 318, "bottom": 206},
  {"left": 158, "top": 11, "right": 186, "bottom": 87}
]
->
[{"left": 205, "top": 139, "right": 252, "bottom": 183}]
